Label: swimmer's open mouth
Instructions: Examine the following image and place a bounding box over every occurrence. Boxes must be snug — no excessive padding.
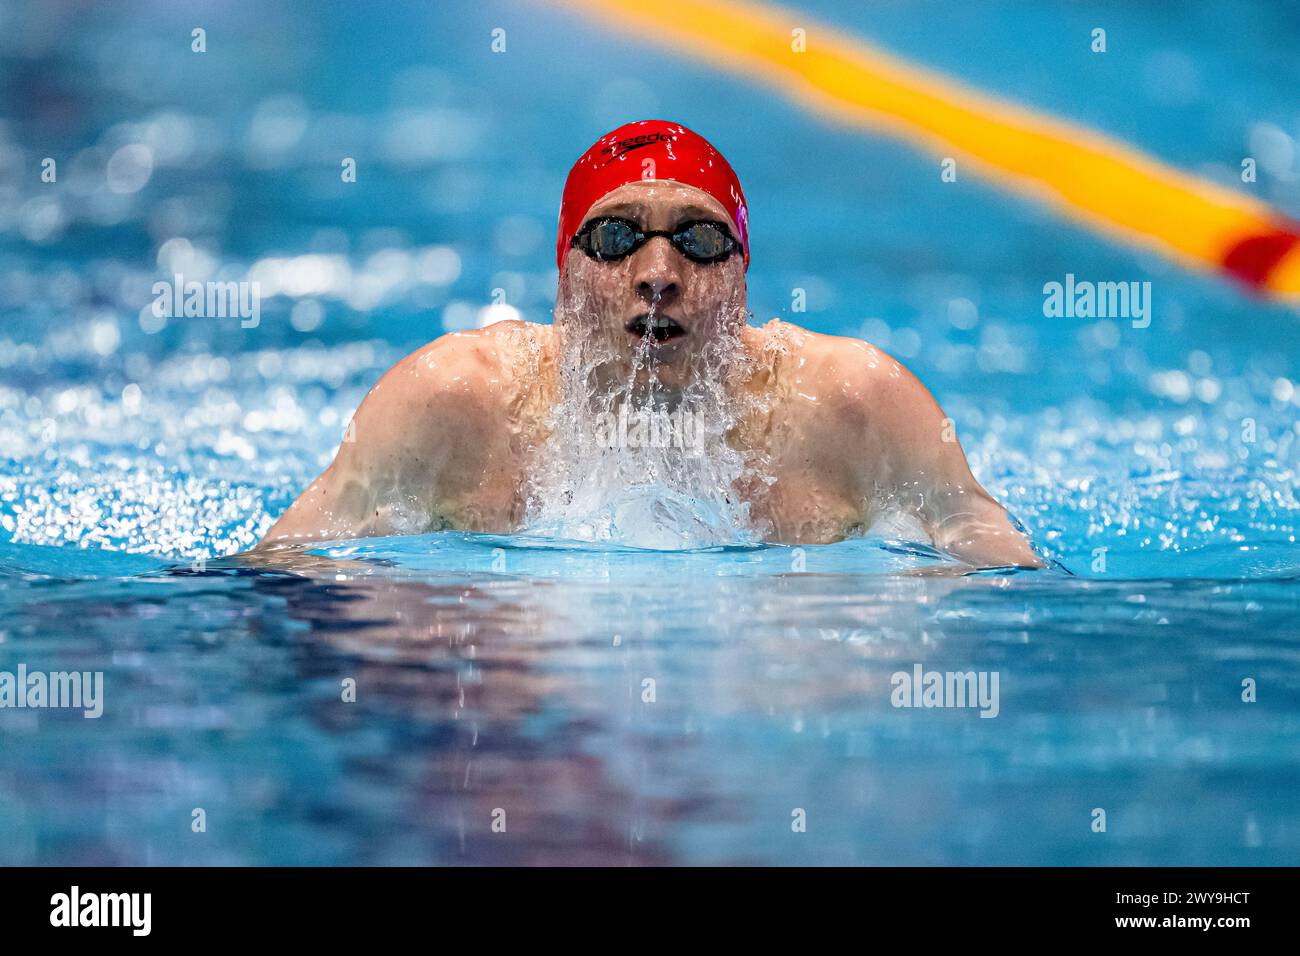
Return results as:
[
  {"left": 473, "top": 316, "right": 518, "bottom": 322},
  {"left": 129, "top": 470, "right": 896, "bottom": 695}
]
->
[{"left": 626, "top": 314, "right": 687, "bottom": 343}]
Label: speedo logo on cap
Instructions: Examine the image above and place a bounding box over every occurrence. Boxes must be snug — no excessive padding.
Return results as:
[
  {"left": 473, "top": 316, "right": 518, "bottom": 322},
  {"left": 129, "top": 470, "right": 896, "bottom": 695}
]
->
[{"left": 598, "top": 132, "right": 676, "bottom": 164}]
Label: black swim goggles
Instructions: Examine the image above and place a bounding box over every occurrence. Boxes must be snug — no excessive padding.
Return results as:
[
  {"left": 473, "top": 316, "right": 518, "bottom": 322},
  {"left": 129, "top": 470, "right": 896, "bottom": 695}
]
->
[{"left": 570, "top": 216, "right": 738, "bottom": 264}]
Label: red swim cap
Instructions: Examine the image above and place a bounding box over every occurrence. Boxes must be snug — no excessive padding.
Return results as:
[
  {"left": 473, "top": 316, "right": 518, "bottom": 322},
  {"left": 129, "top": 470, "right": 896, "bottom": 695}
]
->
[{"left": 556, "top": 120, "right": 749, "bottom": 271}]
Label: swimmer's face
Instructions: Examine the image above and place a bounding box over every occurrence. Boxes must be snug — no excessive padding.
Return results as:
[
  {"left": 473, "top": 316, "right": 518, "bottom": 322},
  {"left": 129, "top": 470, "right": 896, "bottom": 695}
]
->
[{"left": 558, "top": 180, "right": 747, "bottom": 386}]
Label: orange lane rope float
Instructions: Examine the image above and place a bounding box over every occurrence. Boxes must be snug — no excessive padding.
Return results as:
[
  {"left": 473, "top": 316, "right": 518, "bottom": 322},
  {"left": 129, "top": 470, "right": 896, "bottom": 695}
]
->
[{"left": 557, "top": 0, "right": 1300, "bottom": 300}]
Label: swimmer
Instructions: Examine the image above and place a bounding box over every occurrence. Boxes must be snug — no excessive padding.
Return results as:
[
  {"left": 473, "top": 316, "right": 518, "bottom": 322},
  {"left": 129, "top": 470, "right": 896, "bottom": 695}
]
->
[{"left": 257, "top": 120, "right": 1044, "bottom": 569}]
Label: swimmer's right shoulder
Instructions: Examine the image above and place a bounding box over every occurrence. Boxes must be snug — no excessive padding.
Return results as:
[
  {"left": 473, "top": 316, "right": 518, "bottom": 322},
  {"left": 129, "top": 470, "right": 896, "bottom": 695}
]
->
[
  {"left": 341, "top": 321, "right": 551, "bottom": 466},
  {"left": 371, "top": 320, "right": 551, "bottom": 402}
]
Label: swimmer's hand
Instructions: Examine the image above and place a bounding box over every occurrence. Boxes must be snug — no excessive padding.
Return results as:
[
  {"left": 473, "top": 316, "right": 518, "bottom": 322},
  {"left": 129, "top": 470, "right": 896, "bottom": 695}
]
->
[
  {"left": 232, "top": 544, "right": 380, "bottom": 576},
  {"left": 899, "top": 560, "right": 1042, "bottom": 578},
  {"left": 898, "top": 562, "right": 972, "bottom": 578},
  {"left": 923, "top": 509, "right": 1046, "bottom": 571}
]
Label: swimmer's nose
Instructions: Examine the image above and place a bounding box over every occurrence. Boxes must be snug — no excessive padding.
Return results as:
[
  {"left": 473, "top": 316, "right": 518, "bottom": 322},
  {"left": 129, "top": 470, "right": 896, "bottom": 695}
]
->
[{"left": 632, "top": 237, "right": 683, "bottom": 304}]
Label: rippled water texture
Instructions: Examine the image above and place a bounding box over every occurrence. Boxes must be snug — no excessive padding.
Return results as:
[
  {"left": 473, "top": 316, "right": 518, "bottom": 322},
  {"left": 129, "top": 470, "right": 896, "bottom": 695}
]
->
[{"left": 0, "top": 1, "right": 1297, "bottom": 863}]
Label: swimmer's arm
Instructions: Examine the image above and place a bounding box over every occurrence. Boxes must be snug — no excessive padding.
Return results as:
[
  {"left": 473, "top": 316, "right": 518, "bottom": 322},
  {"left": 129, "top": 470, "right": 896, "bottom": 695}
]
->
[
  {"left": 914, "top": 504, "right": 1045, "bottom": 573},
  {"left": 254, "top": 444, "right": 388, "bottom": 550},
  {"left": 856, "top": 349, "right": 1044, "bottom": 571},
  {"left": 253, "top": 335, "right": 487, "bottom": 550}
]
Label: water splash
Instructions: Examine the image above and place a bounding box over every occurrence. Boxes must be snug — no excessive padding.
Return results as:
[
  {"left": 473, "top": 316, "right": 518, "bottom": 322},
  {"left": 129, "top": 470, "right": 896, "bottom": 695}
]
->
[{"left": 522, "top": 277, "right": 769, "bottom": 549}]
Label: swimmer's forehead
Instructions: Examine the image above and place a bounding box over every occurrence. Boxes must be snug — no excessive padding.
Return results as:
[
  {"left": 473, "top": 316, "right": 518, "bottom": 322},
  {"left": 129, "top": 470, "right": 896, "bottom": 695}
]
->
[{"left": 581, "top": 180, "right": 732, "bottom": 227}]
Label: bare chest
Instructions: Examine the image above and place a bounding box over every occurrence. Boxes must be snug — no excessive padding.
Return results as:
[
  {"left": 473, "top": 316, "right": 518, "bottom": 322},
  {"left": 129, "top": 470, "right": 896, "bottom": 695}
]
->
[
  {"left": 729, "top": 401, "right": 867, "bottom": 544},
  {"left": 430, "top": 373, "right": 868, "bottom": 544}
]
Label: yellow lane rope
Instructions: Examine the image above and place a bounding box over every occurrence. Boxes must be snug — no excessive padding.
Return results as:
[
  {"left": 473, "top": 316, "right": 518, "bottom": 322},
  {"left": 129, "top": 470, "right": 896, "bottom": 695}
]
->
[{"left": 556, "top": 0, "right": 1300, "bottom": 299}]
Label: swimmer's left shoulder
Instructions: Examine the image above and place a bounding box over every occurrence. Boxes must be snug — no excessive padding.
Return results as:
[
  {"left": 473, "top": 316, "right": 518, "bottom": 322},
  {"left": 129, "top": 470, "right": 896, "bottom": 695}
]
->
[
  {"left": 760, "top": 319, "right": 909, "bottom": 395},
  {"left": 819, "top": 330, "right": 948, "bottom": 432}
]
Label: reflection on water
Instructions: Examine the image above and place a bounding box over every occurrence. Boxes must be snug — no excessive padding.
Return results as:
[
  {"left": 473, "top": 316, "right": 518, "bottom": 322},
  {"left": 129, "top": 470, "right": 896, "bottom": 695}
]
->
[{"left": 1, "top": 534, "right": 1296, "bottom": 865}]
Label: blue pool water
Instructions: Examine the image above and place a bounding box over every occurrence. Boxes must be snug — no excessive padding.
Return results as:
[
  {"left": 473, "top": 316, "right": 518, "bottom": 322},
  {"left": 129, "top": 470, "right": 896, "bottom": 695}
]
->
[{"left": 1, "top": 0, "right": 1298, "bottom": 864}]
